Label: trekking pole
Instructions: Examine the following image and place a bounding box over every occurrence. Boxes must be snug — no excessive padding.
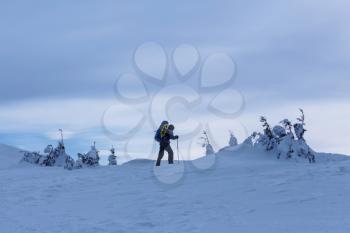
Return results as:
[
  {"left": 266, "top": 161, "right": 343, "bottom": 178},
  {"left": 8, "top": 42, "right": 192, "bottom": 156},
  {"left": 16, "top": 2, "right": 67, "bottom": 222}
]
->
[{"left": 176, "top": 138, "right": 180, "bottom": 164}]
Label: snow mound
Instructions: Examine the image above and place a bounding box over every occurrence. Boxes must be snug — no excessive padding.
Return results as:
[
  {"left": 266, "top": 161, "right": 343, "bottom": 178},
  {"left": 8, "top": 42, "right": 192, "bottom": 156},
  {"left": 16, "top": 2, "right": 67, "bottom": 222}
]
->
[
  {"left": 123, "top": 158, "right": 154, "bottom": 166},
  {"left": 0, "top": 144, "right": 23, "bottom": 170}
]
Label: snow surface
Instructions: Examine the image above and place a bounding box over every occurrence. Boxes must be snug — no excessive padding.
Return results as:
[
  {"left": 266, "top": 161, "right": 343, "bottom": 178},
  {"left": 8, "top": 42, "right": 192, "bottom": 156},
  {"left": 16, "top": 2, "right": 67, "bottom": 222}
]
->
[
  {"left": 0, "top": 144, "right": 23, "bottom": 169},
  {"left": 1, "top": 144, "right": 350, "bottom": 233}
]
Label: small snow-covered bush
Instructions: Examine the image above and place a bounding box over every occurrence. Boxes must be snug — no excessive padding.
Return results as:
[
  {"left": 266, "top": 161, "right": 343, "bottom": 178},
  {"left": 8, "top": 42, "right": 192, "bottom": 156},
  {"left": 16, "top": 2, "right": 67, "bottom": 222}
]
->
[
  {"left": 76, "top": 142, "right": 100, "bottom": 167},
  {"left": 292, "top": 109, "right": 315, "bottom": 163},
  {"left": 256, "top": 117, "right": 277, "bottom": 151},
  {"left": 41, "top": 142, "right": 73, "bottom": 167},
  {"left": 228, "top": 131, "right": 238, "bottom": 147},
  {"left": 21, "top": 141, "right": 75, "bottom": 169},
  {"left": 21, "top": 129, "right": 76, "bottom": 169},
  {"left": 251, "top": 109, "right": 315, "bottom": 163},
  {"left": 276, "top": 133, "right": 294, "bottom": 160},
  {"left": 205, "top": 144, "right": 215, "bottom": 156},
  {"left": 293, "top": 139, "right": 315, "bottom": 163},
  {"left": 242, "top": 134, "right": 254, "bottom": 147},
  {"left": 108, "top": 147, "right": 117, "bottom": 166},
  {"left": 294, "top": 109, "right": 306, "bottom": 140},
  {"left": 22, "top": 151, "right": 41, "bottom": 164},
  {"left": 64, "top": 156, "right": 75, "bottom": 170},
  {"left": 273, "top": 126, "right": 286, "bottom": 138},
  {"left": 199, "top": 131, "right": 215, "bottom": 156}
]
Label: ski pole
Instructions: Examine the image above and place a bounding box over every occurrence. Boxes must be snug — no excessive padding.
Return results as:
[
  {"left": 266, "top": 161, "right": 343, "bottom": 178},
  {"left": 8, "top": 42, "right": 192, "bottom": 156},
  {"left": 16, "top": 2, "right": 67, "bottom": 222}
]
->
[{"left": 176, "top": 138, "right": 180, "bottom": 164}]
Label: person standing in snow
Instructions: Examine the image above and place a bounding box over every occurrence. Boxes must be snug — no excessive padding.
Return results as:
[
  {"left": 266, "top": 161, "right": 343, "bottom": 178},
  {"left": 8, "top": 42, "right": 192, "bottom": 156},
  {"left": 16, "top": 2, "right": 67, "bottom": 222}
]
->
[{"left": 155, "top": 122, "right": 179, "bottom": 166}]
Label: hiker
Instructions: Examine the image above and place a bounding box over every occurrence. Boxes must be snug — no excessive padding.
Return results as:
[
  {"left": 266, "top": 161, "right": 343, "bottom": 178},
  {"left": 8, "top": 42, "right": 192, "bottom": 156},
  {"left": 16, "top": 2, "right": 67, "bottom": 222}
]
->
[{"left": 155, "top": 121, "right": 179, "bottom": 166}]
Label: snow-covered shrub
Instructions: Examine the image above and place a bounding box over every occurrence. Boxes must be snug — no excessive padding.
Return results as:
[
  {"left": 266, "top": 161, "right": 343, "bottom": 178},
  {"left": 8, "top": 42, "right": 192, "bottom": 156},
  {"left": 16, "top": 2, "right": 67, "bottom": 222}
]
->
[
  {"left": 40, "top": 142, "right": 74, "bottom": 168},
  {"left": 242, "top": 133, "right": 254, "bottom": 147},
  {"left": 273, "top": 118, "right": 295, "bottom": 159},
  {"left": 294, "top": 109, "right": 306, "bottom": 140},
  {"left": 276, "top": 133, "right": 294, "bottom": 159},
  {"left": 280, "top": 119, "right": 293, "bottom": 135},
  {"left": 256, "top": 117, "right": 277, "bottom": 151},
  {"left": 76, "top": 142, "right": 100, "bottom": 167},
  {"left": 293, "top": 139, "right": 315, "bottom": 163},
  {"left": 22, "top": 151, "right": 41, "bottom": 164},
  {"left": 294, "top": 123, "right": 305, "bottom": 140},
  {"left": 254, "top": 133, "right": 270, "bottom": 148},
  {"left": 228, "top": 131, "right": 238, "bottom": 147},
  {"left": 108, "top": 147, "right": 117, "bottom": 166},
  {"left": 273, "top": 126, "right": 286, "bottom": 138},
  {"left": 64, "top": 156, "right": 75, "bottom": 170},
  {"left": 273, "top": 119, "right": 294, "bottom": 159},
  {"left": 250, "top": 110, "right": 315, "bottom": 163},
  {"left": 241, "top": 132, "right": 261, "bottom": 147},
  {"left": 293, "top": 109, "right": 315, "bottom": 163},
  {"left": 21, "top": 141, "right": 75, "bottom": 169},
  {"left": 205, "top": 144, "right": 215, "bottom": 156},
  {"left": 199, "top": 131, "right": 215, "bottom": 156}
]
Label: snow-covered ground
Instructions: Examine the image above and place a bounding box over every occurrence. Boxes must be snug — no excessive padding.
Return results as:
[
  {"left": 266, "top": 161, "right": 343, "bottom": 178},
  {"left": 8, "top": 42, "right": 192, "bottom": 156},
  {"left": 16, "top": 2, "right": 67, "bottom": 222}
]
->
[
  {"left": 1, "top": 144, "right": 350, "bottom": 233},
  {"left": 0, "top": 144, "right": 24, "bottom": 170}
]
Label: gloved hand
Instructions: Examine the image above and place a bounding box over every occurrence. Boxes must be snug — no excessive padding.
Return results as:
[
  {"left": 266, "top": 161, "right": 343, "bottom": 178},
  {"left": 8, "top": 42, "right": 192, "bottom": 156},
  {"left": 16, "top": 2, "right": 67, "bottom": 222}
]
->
[{"left": 174, "top": 135, "right": 179, "bottom": 139}]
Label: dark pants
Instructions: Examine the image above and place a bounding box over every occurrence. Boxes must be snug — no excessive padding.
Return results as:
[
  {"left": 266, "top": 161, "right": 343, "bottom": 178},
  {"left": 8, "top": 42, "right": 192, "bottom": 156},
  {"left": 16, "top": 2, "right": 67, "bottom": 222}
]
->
[{"left": 156, "top": 142, "right": 174, "bottom": 166}]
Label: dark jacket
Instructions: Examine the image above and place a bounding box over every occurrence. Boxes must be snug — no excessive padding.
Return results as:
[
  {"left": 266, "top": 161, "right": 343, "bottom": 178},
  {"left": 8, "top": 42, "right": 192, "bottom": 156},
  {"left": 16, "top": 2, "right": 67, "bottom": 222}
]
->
[{"left": 160, "top": 129, "right": 177, "bottom": 144}]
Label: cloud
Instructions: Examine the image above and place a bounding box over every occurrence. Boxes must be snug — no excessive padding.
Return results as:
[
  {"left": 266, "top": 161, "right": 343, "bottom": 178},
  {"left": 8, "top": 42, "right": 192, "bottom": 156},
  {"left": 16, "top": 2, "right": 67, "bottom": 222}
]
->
[
  {"left": 0, "top": 98, "right": 115, "bottom": 132},
  {"left": 0, "top": 1, "right": 350, "bottom": 157},
  {"left": 1, "top": 0, "right": 350, "bottom": 102}
]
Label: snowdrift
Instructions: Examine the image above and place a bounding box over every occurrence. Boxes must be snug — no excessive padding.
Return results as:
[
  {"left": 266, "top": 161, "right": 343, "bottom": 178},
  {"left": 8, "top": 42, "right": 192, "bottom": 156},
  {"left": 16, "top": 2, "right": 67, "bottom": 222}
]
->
[
  {"left": 1, "top": 143, "right": 350, "bottom": 233},
  {"left": 0, "top": 144, "right": 24, "bottom": 170}
]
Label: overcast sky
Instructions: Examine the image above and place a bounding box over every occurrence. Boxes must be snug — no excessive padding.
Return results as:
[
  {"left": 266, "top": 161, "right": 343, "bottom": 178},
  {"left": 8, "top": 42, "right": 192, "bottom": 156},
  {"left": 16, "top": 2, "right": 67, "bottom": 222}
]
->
[{"left": 1, "top": 0, "right": 350, "bottom": 161}]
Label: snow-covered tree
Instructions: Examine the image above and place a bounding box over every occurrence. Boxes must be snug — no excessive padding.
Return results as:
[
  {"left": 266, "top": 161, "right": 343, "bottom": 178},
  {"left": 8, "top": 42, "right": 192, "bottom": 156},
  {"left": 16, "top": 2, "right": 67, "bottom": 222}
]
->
[
  {"left": 251, "top": 110, "right": 315, "bottom": 163},
  {"left": 242, "top": 132, "right": 260, "bottom": 147},
  {"left": 41, "top": 130, "right": 75, "bottom": 168},
  {"left": 280, "top": 119, "right": 293, "bottom": 136},
  {"left": 21, "top": 130, "right": 75, "bottom": 169},
  {"left": 200, "top": 131, "right": 215, "bottom": 156},
  {"left": 272, "top": 125, "right": 286, "bottom": 138},
  {"left": 293, "top": 109, "right": 306, "bottom": 140},
  {"left": 76, "top": 142, "right": 100, "bottom": 167},
  {"left": 22, "top": 151, "right": 41, "bottom": 164},
  {"left": 64, "top": 156, "right": 75, "bottom": 170},
  {"left": 273, "top": 129, "right": 294, "bottom": 160},
  {"left": 293, "top": 109, "right": 315, "bottom": 163},
  {"left": 276, "top": 119, "right": 294, "bottom": 159},
  {"left": 39, "top": 142, "right": 72, "bottom": 167},
  {"left": 228, "top": 131, "right": 238, "bottom": 147},
  {"left": 108, "top": 146, "right": 117, "bottom": 166},
  {"left": 260, "top": 117, "right": 273, "bottom": 139},
  {"left": 257, "top": 116, "right": 276, "bottom": 151}
]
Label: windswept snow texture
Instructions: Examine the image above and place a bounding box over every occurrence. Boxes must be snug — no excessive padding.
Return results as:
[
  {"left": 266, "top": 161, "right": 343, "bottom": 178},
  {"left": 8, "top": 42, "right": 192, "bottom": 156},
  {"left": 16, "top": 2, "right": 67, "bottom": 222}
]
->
[{"left": 1, "top": 144, "right": 350, "bottom": 233}]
